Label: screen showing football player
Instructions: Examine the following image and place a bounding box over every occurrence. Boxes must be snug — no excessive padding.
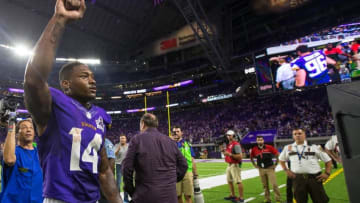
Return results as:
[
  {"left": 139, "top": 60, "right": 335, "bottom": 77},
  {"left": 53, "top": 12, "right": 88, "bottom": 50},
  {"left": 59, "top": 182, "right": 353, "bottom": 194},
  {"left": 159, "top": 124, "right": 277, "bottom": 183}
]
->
[{"left": 292, "top": 45, "right": 336, "bottom": 87}]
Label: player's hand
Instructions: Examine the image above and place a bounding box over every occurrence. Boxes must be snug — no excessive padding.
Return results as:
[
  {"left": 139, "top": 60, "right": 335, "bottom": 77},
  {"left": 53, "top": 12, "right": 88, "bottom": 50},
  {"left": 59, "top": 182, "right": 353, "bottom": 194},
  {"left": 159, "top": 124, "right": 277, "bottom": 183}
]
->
[
  {"left": 316, "top": 173, "right": 329, "bottom": 182},
  {"left": 55, "top": 0, "right": 86, "bottom": 23},
  {"left": 8, "top": 112, "right": 17, "bottom": 123},
  {"left": 286, "top": 170, "right": 296, "bottom": 179}
]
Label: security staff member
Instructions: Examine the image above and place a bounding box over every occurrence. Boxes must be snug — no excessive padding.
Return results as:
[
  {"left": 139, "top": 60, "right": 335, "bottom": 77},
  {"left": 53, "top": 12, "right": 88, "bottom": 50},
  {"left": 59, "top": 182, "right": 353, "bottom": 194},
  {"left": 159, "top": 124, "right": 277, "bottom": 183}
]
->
[
  {"left": 250, "top": 136, "right": 281, "bottom": 203},
  {"left": 222, "top": 130, "right": 244, "bottom": 203},
  {"left": 279, "top": 128, "right": 332, "bottom": 203},
  {"left": 324, "top": 135, "right": 341, "bottom": 169}
]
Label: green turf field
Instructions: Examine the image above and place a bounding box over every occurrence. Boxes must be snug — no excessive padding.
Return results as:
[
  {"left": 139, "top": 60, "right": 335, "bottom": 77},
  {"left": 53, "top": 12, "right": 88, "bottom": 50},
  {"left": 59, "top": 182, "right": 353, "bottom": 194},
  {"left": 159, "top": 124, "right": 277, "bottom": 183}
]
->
[
  {"left": 198, "top": 162, "right": 349, "bottom": 203},
  {"left": 0, "top": 161, "right": 349, "bottom": 202},
  {"left": 197, "top": 162, "right": 252, "bottom": 179}
]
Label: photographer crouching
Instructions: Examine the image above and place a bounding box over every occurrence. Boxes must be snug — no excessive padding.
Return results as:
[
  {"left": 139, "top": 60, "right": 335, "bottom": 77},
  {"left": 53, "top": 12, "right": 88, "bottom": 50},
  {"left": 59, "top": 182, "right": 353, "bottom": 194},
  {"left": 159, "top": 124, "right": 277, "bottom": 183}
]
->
[
  {"left": 221, "top": 130, "right": 244, "bottom": 203},
  {"left": 0, "top": 112, "right": 43, "bottom": 202}
]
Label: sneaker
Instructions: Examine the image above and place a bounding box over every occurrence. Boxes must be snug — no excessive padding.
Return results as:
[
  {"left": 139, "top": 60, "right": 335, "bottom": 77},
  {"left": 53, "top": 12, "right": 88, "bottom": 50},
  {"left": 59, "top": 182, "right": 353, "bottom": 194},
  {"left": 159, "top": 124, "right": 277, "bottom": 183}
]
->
[
  {"left": 232, "top": 198, "right": 245, "bottom": 203},
  {"left": 224, "top": 196, "right": 236, "bottom": 201}
]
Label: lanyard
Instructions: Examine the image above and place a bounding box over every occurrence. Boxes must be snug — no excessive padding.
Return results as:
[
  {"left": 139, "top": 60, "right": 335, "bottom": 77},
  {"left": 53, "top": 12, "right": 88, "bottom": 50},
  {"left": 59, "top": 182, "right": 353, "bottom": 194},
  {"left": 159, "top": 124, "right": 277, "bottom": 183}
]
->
[
  {"left": 295, "top": 145, "right": 306, "bottom": 163},
  {"left": 258, "top": 145, "right": 265, "bottom": 159}
]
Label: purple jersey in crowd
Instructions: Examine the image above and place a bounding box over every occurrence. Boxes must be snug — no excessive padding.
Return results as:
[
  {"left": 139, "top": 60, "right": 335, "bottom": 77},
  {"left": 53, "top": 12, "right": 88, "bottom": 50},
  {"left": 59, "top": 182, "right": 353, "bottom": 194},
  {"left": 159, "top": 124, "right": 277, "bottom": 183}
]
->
[
  {"left": 292, "top": 50, "right": 330, "bottom": 86},
  {"left": 38, "top": 87, "right": 111, "bottom": 203}
]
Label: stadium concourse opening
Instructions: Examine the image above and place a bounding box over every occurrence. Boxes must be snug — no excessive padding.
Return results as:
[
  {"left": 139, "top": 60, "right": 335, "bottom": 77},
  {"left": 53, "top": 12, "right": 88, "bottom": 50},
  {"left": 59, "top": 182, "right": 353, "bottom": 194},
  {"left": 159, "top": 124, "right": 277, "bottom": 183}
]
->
[{"left": 0, "top": 0, "right": 358, "bottom": 202}]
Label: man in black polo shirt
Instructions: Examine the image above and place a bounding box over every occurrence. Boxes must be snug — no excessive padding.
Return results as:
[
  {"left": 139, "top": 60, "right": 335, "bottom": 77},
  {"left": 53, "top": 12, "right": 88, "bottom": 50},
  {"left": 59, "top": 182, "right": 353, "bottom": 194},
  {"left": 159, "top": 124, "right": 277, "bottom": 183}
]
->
[{"left": 250, "top": 136, "right": 281, "bottom": 203}]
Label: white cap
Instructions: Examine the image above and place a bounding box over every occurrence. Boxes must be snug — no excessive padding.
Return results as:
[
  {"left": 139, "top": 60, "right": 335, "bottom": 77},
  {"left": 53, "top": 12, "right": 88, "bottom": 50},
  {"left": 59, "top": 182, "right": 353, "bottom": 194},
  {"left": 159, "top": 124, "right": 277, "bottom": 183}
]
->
[{"left": 226, "top": 130, "right": 235, "bottom": 135}]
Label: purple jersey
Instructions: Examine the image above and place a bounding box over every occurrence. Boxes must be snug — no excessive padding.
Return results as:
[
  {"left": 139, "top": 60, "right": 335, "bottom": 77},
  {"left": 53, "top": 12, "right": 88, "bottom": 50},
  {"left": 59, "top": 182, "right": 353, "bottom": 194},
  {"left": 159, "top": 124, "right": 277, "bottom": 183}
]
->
[
  {"left": 38, "top": 87, "right": 111, "bottom": 203},
  {"left": 291, "top": 50, "right": 330, "bottom": 86}
]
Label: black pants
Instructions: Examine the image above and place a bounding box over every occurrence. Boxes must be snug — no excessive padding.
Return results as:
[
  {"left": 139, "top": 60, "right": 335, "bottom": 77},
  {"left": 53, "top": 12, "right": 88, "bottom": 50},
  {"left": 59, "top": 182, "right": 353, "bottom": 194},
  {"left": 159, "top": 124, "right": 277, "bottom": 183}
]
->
[
  {"left": 293, "top": 173, "right": 329, "bottom": 203},
  {"left": 286, "top": 161, "right": 293, "bottom": 203},
  {"left": 286, "top": 177, "right": 293, "bottom": 203},
  {"left": 331, "top": 158, "right": 338, "bottom": 169}
]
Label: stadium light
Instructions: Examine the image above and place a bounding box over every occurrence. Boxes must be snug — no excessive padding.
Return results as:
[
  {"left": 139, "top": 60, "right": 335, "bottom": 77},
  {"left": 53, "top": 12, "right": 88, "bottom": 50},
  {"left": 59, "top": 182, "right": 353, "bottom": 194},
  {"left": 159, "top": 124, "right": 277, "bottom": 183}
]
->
[
  {"left": 245, "top": 67, "right": 255, "bottom": 74},
  {"left": 0, "top": 43, "right": 33, "bottom": 57},
  {"left": 126, "top": 107, "right": 156, "bottom": 113},
  {"left": 78, "top": 58, "right": 101, "bottom": 65},
  {"left": 8, "top": 88, "right": 24, "bottom": 93},
  {"left": 14, "top": 45, "right": 34, "bottom": 57},
  {"left": 0, "top": 43, "right": 101, "bottom": 63},
  {"left": 95, "top": 97, "right": 102, "bottom": 100},
  {"left": 55, "top": 58, "right": 101, "bottom": 65},
  {"left": 111, "top": 96, "right": 122, "bottom": 99},
  {"left": 107, "top": 111, "right": 122, "bottom": 115},
  {"left": 16, "top": 109, "right": 29, "bottom": 114},
  {"left": 165, "top": 103, "right": 179, "bottom": 108}
]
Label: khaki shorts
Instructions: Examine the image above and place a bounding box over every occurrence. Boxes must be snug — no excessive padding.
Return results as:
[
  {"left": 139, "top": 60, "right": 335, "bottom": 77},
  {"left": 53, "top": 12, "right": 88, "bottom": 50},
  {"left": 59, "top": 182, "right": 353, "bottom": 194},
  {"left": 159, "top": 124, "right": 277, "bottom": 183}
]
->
[
  {"left": 226, "top": 163, "right": 242, "bottom": 183},
  {"left": 176, "top": 171, "right": 194, "bottom": 197}
]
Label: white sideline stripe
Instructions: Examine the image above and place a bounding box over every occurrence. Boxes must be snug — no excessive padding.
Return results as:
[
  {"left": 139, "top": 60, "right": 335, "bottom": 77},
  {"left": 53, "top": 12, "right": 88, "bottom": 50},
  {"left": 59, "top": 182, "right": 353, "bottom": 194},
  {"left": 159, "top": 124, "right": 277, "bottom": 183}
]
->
[
  {"left": 245, "top": 197, "right": 256, "bottom": 202},
  {"left": 119, "top": 165, "right": 283, "bottom": 200},
  {"left": 259, "top": 184, "right": 286, "bottom": 196},
  {"left": 279, "top": 184, "right": 286, "bottom": 188},
  {"left": 199, "top": 165, "right": 283, "bottom": 190}
]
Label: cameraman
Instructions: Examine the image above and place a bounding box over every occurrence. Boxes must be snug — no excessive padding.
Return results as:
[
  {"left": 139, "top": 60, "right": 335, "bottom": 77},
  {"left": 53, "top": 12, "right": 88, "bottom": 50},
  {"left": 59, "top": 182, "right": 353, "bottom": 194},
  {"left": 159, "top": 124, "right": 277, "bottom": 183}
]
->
[
  {"left": 0, "top": 116, "right": 43, "bottom": 202},
  {"left": 222, "top": 130, "right": 244, "bottom": 203}
]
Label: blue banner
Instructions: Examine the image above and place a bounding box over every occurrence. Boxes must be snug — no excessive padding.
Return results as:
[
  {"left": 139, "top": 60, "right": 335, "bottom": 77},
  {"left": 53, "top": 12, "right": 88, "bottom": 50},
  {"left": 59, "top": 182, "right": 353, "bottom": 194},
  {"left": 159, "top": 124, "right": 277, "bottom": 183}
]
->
[{"left": 240, "top": 129, "right": 277, "bottom": 145}]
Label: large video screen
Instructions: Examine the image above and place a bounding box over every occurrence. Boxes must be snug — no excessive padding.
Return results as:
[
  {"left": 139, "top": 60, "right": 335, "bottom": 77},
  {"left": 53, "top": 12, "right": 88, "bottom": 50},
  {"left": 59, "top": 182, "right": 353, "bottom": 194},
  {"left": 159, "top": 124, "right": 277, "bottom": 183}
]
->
[
  {"left": 254, "top": 51, "right": 274, "bottom": 94},
  {"left": 255, "top": 22, "right": 360, "bottom": 94}
]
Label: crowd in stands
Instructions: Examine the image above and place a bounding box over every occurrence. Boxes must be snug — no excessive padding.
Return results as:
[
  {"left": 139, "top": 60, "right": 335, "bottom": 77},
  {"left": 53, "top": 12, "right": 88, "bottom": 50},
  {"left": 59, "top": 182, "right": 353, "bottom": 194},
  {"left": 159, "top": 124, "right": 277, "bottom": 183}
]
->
[
  {"left": 105, "top": 87, "right": 335, "bottom": 144},
  {"left": 0, "top": 81, "right": 335, "bottom": 145},
  {"left": 95, "top": 82, "right": 238, "bottom": 112},
  {"left": 280, "top": 23, "right": 360, "bottom": 46}
]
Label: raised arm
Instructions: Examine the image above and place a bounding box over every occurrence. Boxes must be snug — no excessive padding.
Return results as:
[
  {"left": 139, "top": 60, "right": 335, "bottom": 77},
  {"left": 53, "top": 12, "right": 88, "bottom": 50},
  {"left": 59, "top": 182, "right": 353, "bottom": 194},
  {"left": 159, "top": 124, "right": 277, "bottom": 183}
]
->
[
  {"left": 3, "top": 113, "right": 17, "bottom": 166},
  {"left": 24, "top": 0, "right": 86, "bottom": 135}
]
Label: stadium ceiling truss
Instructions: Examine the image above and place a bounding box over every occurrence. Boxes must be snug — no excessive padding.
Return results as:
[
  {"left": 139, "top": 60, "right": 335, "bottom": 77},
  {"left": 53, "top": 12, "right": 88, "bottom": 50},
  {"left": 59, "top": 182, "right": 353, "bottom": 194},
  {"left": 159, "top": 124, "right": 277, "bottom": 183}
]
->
[
  {"left": 170, "top": 0, "right": 233, "bottom": 82},
  {"left": 1, "top": 0, "right": 187, "bottom": 60}
]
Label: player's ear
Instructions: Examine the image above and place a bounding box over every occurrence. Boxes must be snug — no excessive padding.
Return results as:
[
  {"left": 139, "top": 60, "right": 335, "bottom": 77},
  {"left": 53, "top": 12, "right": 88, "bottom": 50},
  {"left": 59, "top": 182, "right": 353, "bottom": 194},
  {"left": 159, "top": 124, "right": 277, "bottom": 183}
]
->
[{"left": 61, "top": 80, "right": 71, "bottom": 93}]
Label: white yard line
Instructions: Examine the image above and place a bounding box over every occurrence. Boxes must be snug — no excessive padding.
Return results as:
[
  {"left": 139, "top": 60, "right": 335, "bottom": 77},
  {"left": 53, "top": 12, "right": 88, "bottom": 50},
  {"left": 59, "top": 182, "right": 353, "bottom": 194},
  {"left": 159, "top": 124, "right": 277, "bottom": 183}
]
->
[
  {"left": 199, "top": 165, "right": 283, "bottom": 190},
  {"left": 259, "top": 184, "right": 286, "bottom": 196},
  {"left": 121, "top": 164, "right": 284, "bottom": 201},
  {"left": 279, "top": 184, "right": 286, "bottom": 188},
  {"left": 245, "top": 197, "right": 256, "bottom": 202},
  {"left": 199, "top": 165, "right": 284, "bottom": 203}
]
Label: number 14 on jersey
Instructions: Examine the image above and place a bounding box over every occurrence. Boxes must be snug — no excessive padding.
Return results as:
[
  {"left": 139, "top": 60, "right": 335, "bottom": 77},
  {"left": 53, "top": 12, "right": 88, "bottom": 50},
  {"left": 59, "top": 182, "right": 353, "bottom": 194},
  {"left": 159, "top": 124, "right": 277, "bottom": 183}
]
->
[{"left": 69, "top": 127, "right": 103, "bottom": 174}]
